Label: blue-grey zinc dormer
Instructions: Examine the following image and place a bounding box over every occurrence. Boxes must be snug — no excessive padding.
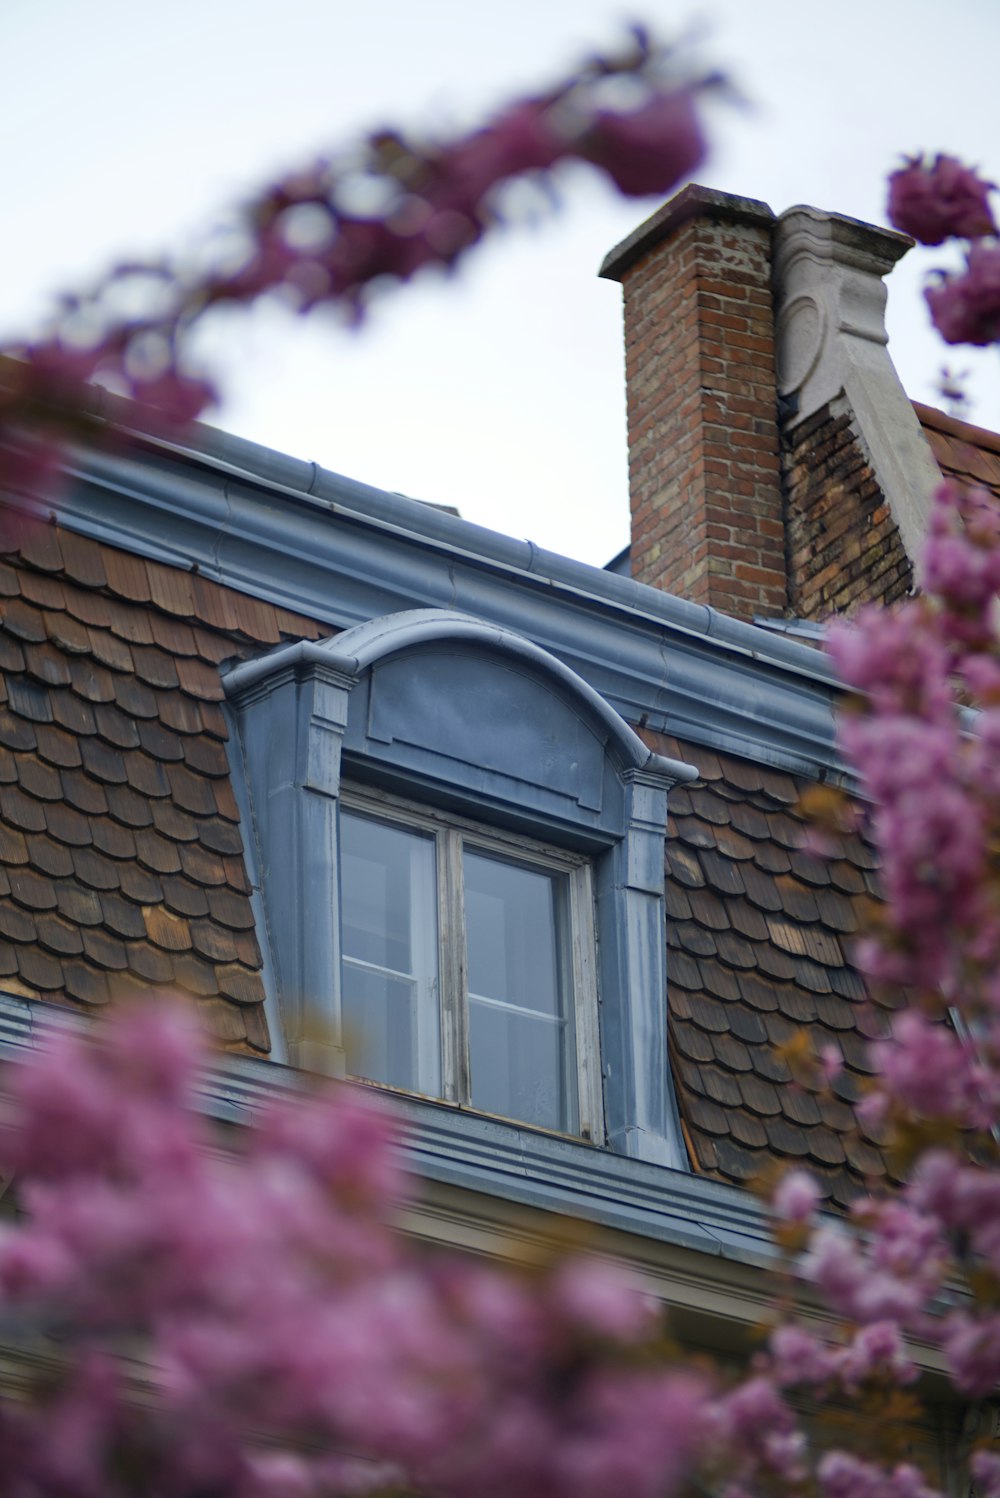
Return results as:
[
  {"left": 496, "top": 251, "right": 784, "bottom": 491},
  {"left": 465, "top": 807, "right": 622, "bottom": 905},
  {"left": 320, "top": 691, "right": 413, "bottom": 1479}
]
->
[{"left": 224, "top": 610, "right": 696, "bottom": 1170}]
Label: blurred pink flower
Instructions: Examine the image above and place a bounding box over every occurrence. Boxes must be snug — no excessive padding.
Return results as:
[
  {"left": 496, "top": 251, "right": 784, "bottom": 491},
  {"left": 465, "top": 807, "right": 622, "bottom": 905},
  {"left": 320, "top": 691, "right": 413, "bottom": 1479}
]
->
[
  {"left": 888, "top": 154, "right": 996, "bottom": 244},
  {"left": 927, "top": 241, "right": 1000, "bottom": 345},
  {"left": 772, "top": 1169, "right": 820, "bottom": 1224},
  {"left": 585, "top": 89, "right": 706, "bottom": 197}
]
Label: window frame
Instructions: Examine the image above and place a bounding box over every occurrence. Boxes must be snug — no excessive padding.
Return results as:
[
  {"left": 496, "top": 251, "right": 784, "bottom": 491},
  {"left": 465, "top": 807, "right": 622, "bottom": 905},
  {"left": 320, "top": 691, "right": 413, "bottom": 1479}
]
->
[
  {"left": 340, "top": 785, "right": 604, "bottom": 1144},
  {"left": 225, "top": 607, "right": 696, "bottom": 1170}
]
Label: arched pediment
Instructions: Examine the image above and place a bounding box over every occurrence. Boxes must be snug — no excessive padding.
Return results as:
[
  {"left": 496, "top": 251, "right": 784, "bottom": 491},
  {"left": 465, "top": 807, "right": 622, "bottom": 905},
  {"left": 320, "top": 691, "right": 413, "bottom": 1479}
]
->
[
  {"left": 324, "top": 610, "right": 654, "bottom": 772},
  {"left": 224, "top": 608, "right": 693, "bottom": 1168},
  {"left": 225, "top": 609, "right": 692, "bottom": 840},
  {"left": 315, "top": 610, "right": 693, "bottom": 839}
]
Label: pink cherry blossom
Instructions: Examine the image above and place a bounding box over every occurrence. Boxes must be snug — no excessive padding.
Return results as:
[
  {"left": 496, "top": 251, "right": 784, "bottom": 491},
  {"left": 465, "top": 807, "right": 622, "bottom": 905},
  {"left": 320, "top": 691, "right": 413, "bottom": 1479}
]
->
[
  {"left": 768, "top": 1324, "right": 837, "bottom": 1388},
  {"left": 714, "top": 1377, "right": 806, "bottom": 1486},
  {"left": 972, "top": 1452, "right": 1000, "bottom": 1498},
  {"left": 835, "top": 1321, "right": 916, "bottom": 1394},
  {"left": 874, "top": 1010, "right": 984, "bottom": 1122},
  {"left": 584, "top": 88, "right": 706, "bottom": 197},
  {"left": 549, "top": 1258, "right": 656, "bottom": 1341},
  {"left": 0, "top": 1003, "right": 740, "bottom": 1498},
  {"left": 772, "top": 1169, "right": 821, "bottom": 1224},
  {"left": 941, "top": 1310, "right": 1000, "bottom": 1395},
  {"left": 888, "top": 154, "right": 996, "bottom": 244},
  {"left": 819, "top": 1452, "right": 940, "bottom": 1498},
  {"left": 926, "top": 240, "right": 1000, "bottom": 346},
  {"left": 801, "top": 1227, "right": 924, "bottom": 1325}
]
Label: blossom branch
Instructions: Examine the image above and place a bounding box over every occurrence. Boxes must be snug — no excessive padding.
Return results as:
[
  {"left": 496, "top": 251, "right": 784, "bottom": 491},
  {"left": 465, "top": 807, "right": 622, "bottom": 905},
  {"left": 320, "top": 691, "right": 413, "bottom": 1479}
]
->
[{"left": 0, "top": 28, "right": 712, "bottom": 500}]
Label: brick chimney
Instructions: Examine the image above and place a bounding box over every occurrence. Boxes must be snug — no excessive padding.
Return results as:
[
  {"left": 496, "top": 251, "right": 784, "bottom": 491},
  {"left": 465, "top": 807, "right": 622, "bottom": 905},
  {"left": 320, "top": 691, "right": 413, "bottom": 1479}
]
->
[
  {"left": 600, "top": 186, "right": 785, "bottom": 621},
  {"left": 601, "top": 187, "right": 942, "bottom": 625}
]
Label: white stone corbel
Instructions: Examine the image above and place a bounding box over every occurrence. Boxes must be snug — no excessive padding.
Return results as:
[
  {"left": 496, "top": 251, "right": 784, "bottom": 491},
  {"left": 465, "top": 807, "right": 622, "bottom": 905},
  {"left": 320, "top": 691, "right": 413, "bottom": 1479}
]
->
[{"left": 773, "top": 206, "right": 943, "bottom": 566}]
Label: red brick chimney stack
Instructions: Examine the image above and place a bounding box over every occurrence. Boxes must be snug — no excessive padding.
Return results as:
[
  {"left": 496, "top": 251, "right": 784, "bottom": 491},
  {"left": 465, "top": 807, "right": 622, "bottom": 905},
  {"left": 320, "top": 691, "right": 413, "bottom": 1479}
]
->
[{"left": 600, "top": 186, "right": 786, "bottom": 622}]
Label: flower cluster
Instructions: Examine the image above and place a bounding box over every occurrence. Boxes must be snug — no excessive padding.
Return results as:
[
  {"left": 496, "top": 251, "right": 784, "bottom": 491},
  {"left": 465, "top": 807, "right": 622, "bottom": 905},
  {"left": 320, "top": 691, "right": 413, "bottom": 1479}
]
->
[
  {"left": 769, "top": 461, "right": 1000, "bottom": 1492},
  {"left": 4, "top": 972, "right": 977, "bottom": 1498},
  {"left": 887, "top": 152, "right": 1000, "bottom": 349},
  {"left": 888, "top": 154, "right": 996, "bottom": 245},
  {"left": 926, "top": 241, "right": 1000, "bottom": 346},
  {"left": 706, "top": 445, "right": 1000, "bottom": 1498},
  {"left": 817, "top": 1452, "right": 941, "bottom": 1498},
  {"left": 0, "top": 1002, "right": 731, "bottom": 1498},
  {"left": 823, "top": 482, "right": 1000, "bottom": 1001}
]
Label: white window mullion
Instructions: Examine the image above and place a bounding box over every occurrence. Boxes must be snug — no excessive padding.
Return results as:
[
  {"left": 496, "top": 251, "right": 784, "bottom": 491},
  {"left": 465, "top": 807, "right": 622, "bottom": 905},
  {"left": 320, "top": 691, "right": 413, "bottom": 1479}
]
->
[
  {"left": 439, "top": 827, "right": 469, "bottom": 1105},
  {"left": 409, "top": 833, "right": 442, "bottom": 1095},
  {"left": 569, "top": 863, "right": 603, "bottom": 1144}
]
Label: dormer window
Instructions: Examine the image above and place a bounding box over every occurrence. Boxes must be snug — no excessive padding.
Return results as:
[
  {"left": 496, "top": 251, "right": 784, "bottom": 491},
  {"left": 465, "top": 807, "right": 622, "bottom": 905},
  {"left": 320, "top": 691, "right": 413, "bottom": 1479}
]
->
[
  {"left": 340, "top": 792, "right": 601, "bottom": 1137},
  {"left": 225, "top": 609, "right": 694, "bottom": 1169}
]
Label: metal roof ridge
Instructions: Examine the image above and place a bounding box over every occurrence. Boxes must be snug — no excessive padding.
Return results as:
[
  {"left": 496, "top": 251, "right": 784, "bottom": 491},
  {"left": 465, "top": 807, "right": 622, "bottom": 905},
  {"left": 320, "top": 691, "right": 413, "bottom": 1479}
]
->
[{"left": 100, "top": 422, "right": 841, "bottom": 692}]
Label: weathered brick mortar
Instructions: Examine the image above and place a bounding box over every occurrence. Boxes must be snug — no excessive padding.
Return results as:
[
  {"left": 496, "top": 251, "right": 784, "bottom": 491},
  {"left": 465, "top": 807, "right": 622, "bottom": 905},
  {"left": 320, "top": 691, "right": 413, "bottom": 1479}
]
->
[{"left": 781, "top": 395, "right": 912, "bottom": 618}]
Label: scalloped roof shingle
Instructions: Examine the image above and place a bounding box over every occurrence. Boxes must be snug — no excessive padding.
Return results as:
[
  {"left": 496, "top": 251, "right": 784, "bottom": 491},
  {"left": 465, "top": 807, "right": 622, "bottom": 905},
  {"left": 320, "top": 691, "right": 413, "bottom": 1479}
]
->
[
  {"left": 0, "top": 521, "right": 327, "bottom": 1051},
  {"left": 917, "top": 401, "right": 1000, "bottom": 501},
  {"left": 0, "top": 520, "right": 894, "bottom": 1200},
  {"left": 647, "top": 732, "right": 894, "bottom": 1211}
]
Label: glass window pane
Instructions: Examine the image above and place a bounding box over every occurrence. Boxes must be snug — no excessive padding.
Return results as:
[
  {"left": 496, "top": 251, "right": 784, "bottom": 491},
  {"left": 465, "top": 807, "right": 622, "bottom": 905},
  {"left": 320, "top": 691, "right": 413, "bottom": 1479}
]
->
[
  {"left": 469, "top": 999, "right": 567, "bottom": 1132},
  {"left": 343, "top": 967, "right": 423, "bottom": 1091},
  {"left": 465, "top": 855, "right": 560, "bottom": 1014},
  {"left": 341, "top": 811, "right": 440, "bottom": 1095},
  {"left": 464, "top": 850, "right": 577, "bottom": 1132}
]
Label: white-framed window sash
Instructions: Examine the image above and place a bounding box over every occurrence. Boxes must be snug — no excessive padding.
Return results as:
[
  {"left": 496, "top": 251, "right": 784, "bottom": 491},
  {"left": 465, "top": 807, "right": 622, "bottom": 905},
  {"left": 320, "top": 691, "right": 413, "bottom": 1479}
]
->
[
  {"left": 225, "top": 609, "right": 695, "bottom": 1170},
  {"left": 340, "top": 788, "right": 603, "bottom": 1143}
]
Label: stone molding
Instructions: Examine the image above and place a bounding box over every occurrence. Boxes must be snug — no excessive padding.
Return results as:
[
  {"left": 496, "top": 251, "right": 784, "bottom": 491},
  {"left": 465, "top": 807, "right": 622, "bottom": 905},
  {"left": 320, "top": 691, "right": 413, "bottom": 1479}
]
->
[
  {"left": 773, "top": 205, "right": 943, "bottom": 565},
  {"left": 599, "top": 184, "right": 775, "bottom": 281}
]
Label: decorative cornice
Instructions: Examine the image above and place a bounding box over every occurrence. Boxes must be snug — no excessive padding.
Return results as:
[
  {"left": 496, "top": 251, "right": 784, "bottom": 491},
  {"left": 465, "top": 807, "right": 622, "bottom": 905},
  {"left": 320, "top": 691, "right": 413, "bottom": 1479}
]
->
[{"left": 773, "top": 207, "right": 911, "bottom": 413}]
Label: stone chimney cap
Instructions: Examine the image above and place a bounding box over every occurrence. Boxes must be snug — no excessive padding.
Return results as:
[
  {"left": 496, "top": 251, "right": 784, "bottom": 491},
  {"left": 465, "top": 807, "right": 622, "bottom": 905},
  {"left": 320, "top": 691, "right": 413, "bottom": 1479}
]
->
[
  {"left": 775, "top": 204, "right": 913, "bottom": 280},
  {"left": 599, "top": 184, "right": 775, "bottom": 282}
]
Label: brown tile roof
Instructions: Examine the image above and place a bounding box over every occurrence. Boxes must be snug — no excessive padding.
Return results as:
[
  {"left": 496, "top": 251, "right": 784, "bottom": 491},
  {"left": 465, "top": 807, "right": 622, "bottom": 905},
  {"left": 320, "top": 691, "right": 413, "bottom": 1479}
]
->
[
  {"left": 0, "top": 521, "right": 327, "bottom": 1051},
  {"left": 916, "top": 401, "right": 1000, "bottom": 501},
  {"left": 1, "top": 521, "right": 890, "bottom": 1199},
  {"left": 648, "top": 732, "right": 892, "bottom": 1211}
]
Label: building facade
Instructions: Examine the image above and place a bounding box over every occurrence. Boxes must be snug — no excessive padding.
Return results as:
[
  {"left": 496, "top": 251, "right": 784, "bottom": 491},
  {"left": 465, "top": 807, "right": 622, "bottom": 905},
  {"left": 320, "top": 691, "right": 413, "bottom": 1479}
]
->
[{"left": 1, "top": 186, "right": 996, "bottom": 1451}]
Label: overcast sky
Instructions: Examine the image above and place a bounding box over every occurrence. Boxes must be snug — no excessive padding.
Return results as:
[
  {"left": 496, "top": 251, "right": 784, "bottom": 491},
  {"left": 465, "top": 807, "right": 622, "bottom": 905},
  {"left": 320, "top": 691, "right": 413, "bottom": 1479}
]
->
[{"left": 3, "top": 0, "right": 999, "bottom": 565}]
